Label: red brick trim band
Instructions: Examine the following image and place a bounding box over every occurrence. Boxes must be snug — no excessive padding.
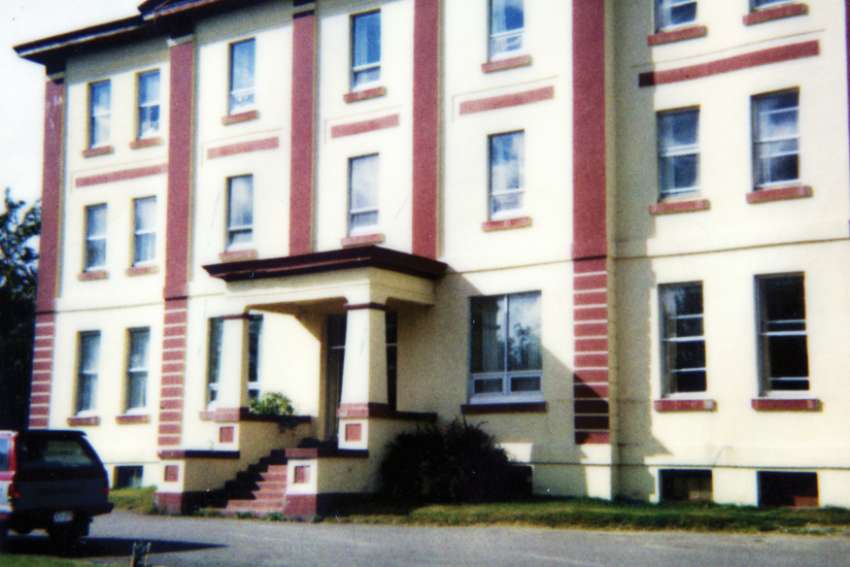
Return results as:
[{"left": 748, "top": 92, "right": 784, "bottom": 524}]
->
[
  {"left": 116, "top": 414, "right": 151, "bottom": 424},
  {"left": 221, "top": 110, "right": 259, "bottom": 125},
  {"left": 649, "top": 198, "right": 711, "bottom": 215},
  {"left": 481, "top": 54, "right": 532, "bottom": 73},
  {"left": 67, "top": 416, "right": 100, "bottom": 427},
  {"left": 647, "top": 25, "right": 707, "bottom": 46},
  {"left": 654, "top": 399, "right": 717, "bottom": 412},
  {"left": 343, "top": 86, "right": 387, "bottom": 103},
  {"left": 207, "top": 137, "right": 279, "bottom": 159},
  {"left": 460, "top": 402, "right": 547, "bottom": 415},
  {"left": 290, "top": 10, "right": 316, "bottom": 256},
  {"left": 75, "top": 163, "right": 167, "bottom": 188},
  {"left": 199, "top": 406, "right": 312, "bottom": 425},
  {"left": 746, "top": 185, "right": 812, "bottom": 204},
  {"left": 343, "top": 302, "right": 386, "bottom": 312},
  {"left": 751, "top": 398, "right": 821, "bottom": 411},
  {"left": 743, "top": 3, "right": 808, "bottom": 26},
  {"left": 331, "top": 114, "right": 399, "bottom": 138},
  {"left": 482, "top": 216, "right": 532, "bottom": 231},
  {"left": 575, "top": 432, "right": 610, "bottom": 444},
  {"left": 218, "top": 249, "right": 258, "bottom": 262},
  {"left": 130, "top": 137, "right": 164, "bottom": 150},
  {"left": 30, "top": 319, "right": 55, "bottom": 427},
  {"left": 82, "top": 145, "right": 114, "bottom": 158},
  {"left": 337, "top": 402, "right": 437, "bottom": 421},
  {"left": 126, "top": 265, "right": 158, "bottom": 276},
  {"left": 412, "top": 0, "right": 439, "bottom": 259},
  {"left": 78, "top": 270, "right": 108, "bottom": 281},
  {"left": 639, "top": 40, "right": 819, "bottom": 87},
  {"left": 459, "top": 85, "right": 554, "bottom": 115},
  {"left": 341, "top": 233, "right": 385, "bottom": 247}
]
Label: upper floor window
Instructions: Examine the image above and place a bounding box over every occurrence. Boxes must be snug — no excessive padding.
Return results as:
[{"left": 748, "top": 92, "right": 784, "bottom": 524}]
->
[
  {"left": 655, "top": 0, "right": 697, "bottom": 31},
  {"left": 132, "top": 197, "right": 156, "bottom": 266},
  {"left": 248, "top": 315, "right": 263, "bottom": 402},
  {"left": 88, "top": 80, "right": 111, "bottom": 148},
  {"left": 659, "top": 282, "right": 706, "bottom": 394},
  {"left": 351, "top": 11, "right": 381, "bottom": 90},
  {"left": 226, "top": 175, "right": 253, "bottom": 249},
  {"left": 207, "top": 318, "right": 224, "bottom": 405},
  {"left": 657, "top": 109, "right": 699, "bottom": 199},
  {"left": 348, "top": 154, "right": 379, "bottom": 235},
  {"left": 757, "top": 274, "right": 808, "bottom": 393},
  {"left": 752, "top": 0, "right": 791, "bottom": 8},
  {"left": 752, "top": 90, "right": 799, "bottom": 188},
  {"left": 76, "top": 331, "right": 101, "bottom": 414},
  {"left": 489, "top": 131, "right": 525, "bottom": 219},
  {"left": 126, "top": 328, "right": 150, "bottom": 412},
  {"left": 489, "top": 0, "right": 524, "bottom": 59},
  {"left": 137, "top": 70, "right": 160, "bottom": 139},
  {"left": 84, "top": 204, "right": 107, "bottom": 271},
  {"left": 470, "top": 291, "right": 542, "bottom": 403},
  {"left": 229, "top": 39, "right": 256, "bottom": 114}
]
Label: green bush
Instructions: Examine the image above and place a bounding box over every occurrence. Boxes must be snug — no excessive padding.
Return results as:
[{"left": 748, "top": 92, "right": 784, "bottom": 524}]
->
[
  {"left": 380, "top": 419, "right": 525, "bottom": 503},
  {"left": 249, "top": 392, "right": 294, "bottom": 417}
]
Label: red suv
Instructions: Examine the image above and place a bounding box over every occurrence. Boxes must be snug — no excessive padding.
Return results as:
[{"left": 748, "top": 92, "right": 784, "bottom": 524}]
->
[{"left": 0, "top": 430, "right": 113, "bottom": 551}]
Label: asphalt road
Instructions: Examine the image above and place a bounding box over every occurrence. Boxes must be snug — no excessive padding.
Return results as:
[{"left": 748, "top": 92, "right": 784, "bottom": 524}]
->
[{"left": 4, "top": 511, "right": 850, "bottom": 567}]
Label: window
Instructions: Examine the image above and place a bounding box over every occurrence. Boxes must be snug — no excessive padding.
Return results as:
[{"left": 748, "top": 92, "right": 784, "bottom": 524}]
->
[
  {"left": 17, "top": 437, "right": 98, "bottom": 471},
  {"left": 758, "top": 471, "right": 818, "bottom": 507},
  {"left": 227, "top": 175, "right": 254, "bottom": 248},
  {"left": 489, "top": 131, "right": 525, "bottom": 219},
  {"left": 660, "top": 470, "right": 712, "bottom": 502},
  {"left": 470, "top": 292, "right": 542, "bottom": 402},
  {"left": 655, "top": 0, "right": 697, "bottom": 31},
  {"left": 659, "top": 283, "right": 706, "bottom": 394},
  {"left": 207, "top": 318, "right": 224, "bottom": 405},
  {"left": 229, "top": 39, "right": 256, "bottom": 114},
  {"left": 752, "top": 91, "right": 799, "bottom": 188},
  {"left": 757, "top": 274, "right": 808, "bottom": 392},
  {"left": 248, "top": 315, "right": 263, "bottom": 402},
  {"left": 489, "top": 0, "right": 524, "bottom": 59},
  {"left": 351, "top": 11, "right": 381, "bottom": 90},
  {"left": 348, "top": 154, "right": 379, "bottom": 235},
  {"left": 76, "top": 332, "right": 100, "bottom": 414},
  {"left": 84, "top": 204, "right": 107, "bottom": 271},
  {"left": 114, "top": 465, "right": 144, "bottom": 489},
  {"left": 89, "top": 80, "right": 111, "bottom": 148},
  {"left": 657, "top": 109, "right": 699, "bottom": 199},
  {"left": 126, "top": 328, "right": 150, "bottom": 412},
  {"left": 752, "top": 0, "right": 791, "bottom": 9},
  {"left": 137, "top": 70, "right": 160, "bottom": 139},
  {"left": 132, "top": 197, "right": 156, "bottom": 266}
]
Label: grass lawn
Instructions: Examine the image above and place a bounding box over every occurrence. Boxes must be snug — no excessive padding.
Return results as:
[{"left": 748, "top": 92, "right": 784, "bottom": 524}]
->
[
  {"left": 0, "top": 556, "right": 116, "bottom": 567},
  {"left": 323, "top": 497, "right": 850, "bottom": 535},
  {"left": 108, "top": 486, "right": 156, "bottom": 514}
]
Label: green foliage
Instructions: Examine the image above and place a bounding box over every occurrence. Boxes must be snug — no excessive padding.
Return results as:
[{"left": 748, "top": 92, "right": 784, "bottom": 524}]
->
[
  {"left": 108, "top": 486, "right": 156, "bottom": 514},
  {"left": 0, "top": 188, "right": 41, "bottom": 300},
  {"left": 248, "top": 392, "right": 294, "bottom": 417},
  {"left": 379, "top": 419, "right": 526, "bottom": 503}
]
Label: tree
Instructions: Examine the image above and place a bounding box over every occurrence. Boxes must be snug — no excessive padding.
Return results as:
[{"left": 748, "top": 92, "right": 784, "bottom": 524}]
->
[{"left": 0, "top": 188, "right": 41, "bottom": 429}]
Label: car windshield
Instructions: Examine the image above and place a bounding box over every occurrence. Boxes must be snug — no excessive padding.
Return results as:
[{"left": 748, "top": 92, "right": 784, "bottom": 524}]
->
[
  {"left": 17, "top": 436, "right": 98, "bottom": 471},
  {"left": 0, "top": 438, "right": 9, "bottom": 471}
]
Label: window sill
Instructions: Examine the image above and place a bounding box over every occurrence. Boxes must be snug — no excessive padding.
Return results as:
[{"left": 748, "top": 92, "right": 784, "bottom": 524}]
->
[
  {"left": 222, "top": 110, "right": 259, "bottom": 125},
  {"left": 751, "top": 397, "right": 821, "bottom": 411},
  {"left": 481, "top": 54, "right": 533, "bottom": 73},
  {"left": 130, "top": 137, "right": 163, "bottom": 150},
  {"left": 743, "top": 3, "right": 808, "bottom": 26},
  {"left": 482, "top": 216, "right": 533, "bottom": 232},
  {"left": 116, "top": 414, "right": 150, "bottom": 424},
  {"left": 647, "top": 25, "right": 708, "bottom": 46},
  {"left": 654, "top": 398, "right": 716, "bottom": 412},
  {"left": 82, "top": 145, "right": 114, "bottom": 158},
  {"left": 343, "top": 86, "right": 387, "bottom": 104},
  {"left": 746, "top": 184, "right": 812, "bottom": 204},
  {"left": 126, "top": 265, "right": 159, "bottom": 277},
  {"left": 68, "top": 415, "right": 100, "bottom": 427},
  {"left": 219, "top": 249, "right": 258, "bottom": 263},
  {"left": 78, "top": 270, "right": 109, "bottom": 282},
  {"left": 649, "top": 198, "right": 710, "bottom": 215},
  {"left": 461, "top": 402, "right": 547, "bottom": 415},
  {"left": 342, "top": 233, "right": 385, "bottom": 248}
]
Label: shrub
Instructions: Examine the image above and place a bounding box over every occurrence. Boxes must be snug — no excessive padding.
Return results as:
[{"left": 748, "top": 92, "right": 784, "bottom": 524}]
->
[
  {"left": 380, "top": 419, "right": 525, "bottom": 503},
  {"left": 249, "top": 392, "right": 294, "bottom": 417}
]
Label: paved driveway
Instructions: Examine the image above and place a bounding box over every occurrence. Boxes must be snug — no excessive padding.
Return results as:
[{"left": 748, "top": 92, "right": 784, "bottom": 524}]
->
[{"left": 4, "top": 511, "right": 850, "bottom": 567}]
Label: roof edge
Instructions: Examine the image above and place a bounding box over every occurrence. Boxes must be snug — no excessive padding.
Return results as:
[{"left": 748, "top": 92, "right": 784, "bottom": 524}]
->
[{"left": 14, "top": 15, "right": 145, "bottom": 63}]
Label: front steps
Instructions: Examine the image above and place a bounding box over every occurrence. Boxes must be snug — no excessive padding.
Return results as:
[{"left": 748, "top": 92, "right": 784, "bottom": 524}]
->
[{"left": 210, "top": 449, "right": 289, "bottom": 516}]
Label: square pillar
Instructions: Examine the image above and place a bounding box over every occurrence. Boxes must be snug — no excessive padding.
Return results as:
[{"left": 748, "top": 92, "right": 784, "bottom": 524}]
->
[
  {"left": 216, "top": 315, "right": 249, "bottom": 409},
  {"left": 340, "top": 304, "right": 388, "bottom": 407}
]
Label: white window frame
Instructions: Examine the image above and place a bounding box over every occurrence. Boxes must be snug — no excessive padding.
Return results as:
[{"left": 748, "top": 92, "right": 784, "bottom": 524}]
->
[
  {"left": 655, "top": 0, "right": 698, "bottom": 31},
  {"left": 488, "top": 131, "right": 525, "bottom": 220},
  {"left": 752, "top": 90, "right": 800, "bottom": 189},
  {"left": 659, "top": 282, "right": 707, "bottom": 396},
  {"left": 657, "top": 108, "right": 700, "bottom": 199},
  {"left": 88, "top": 80, "right": 111, "bottom": 148},
  {"left": 126, "top": 328, "right": 150, "bottom": 414},
  {"left": 132, "top": 197, "right": 156, "bottom": 266},
  {"left": 137, "top": 70, "right": 160, "bottom": 139},
  {"left": 756, "top": 273, "right": 809, "bottom": 396},
  {"left": 207, "top": 318, "right": 224, "bottom": 407},
  {"left": 348, "top": 154, "right": 380, "bottom": 236},
  {"left": 489, "top": 0, "right": 525, "bottom": 60},
  {"left": 76, "top": 331, "right": 100, "bottom": 416},
  {"left": 228, "top": 38, "right": 256, "bottom": 115},
  {"left": 84, "top": 204, "right": 107, "bottom": 271},
  {"left": 351, "top": 10, "right": 381, "bottom": 90},
  {"left": 226, "top": 175, "right": 254, "bottom": 249}
]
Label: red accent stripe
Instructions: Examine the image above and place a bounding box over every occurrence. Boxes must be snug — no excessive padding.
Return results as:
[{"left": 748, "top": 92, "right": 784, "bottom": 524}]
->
[
  {"left": 575, "top": 353, "right": 608, "bottom": 368},
  {"left": 29, "top": 406, "right": 49, "bottom": 416},
  {"left": 331, "top": 114, "right": 399, "bottom": 138},
  {"left": 574, "top": 258, "right": 606, "bottom": 273},
  {"left": 746, "top": 185, "right": 812, "bottom": 204},
  {"left": 639, "top": 40, "right": 819, "bottom": 87},
  {"left": 649, "top": 198, "right": 711, "bottom": 215},
  {"left": 158, "top": 436, "right": 181, "bottom": 446},
  {"left": 481, "top": 216, "right": 532, "bottom": 231},
  {"left": 31, "top": 384, "right": 51, "bottom": 394},
  {"left": 575, "top": 431, "right": 610, "bottom": 445},
  {"left": 30, "top": 395, "right": 50, "bottom": 405},
  {"left": 575, "top": 338, "right": 608, "bottom": 352},
  {"left": 751, "top": 398, "right": 821, "bottom": 411},
  {"left": 163, "top": 337, "right": 186, "bottom": 349},
  {"left": 574, "top": 274, "right": 607, "bottom": 290},
  {"left": 654, "top": 399, "right": 717, "bottom": 412},
  {"left": 574, "top": 323, "right": 608, "bottom": 337},
  {"left": 574, "top": 307, "right": 608, "bottom": 321},
  {"left": 481, "top": 54, "right": 532, "bottom": 73},
  {"left": 159, "top": 424, "right": 182, "bottom": 434},
  {"left": 161, "top": 387, "right": 184, "bottom": 398},
  {"left": 162, "top": 376, "right": 184, "bottom": 386},
  {"left": 743, "top": 3, "right": 808, "bottom": 26},
  {"left": 574, "top": 369, "right": 609, "bottom": 384},
  {"left": 341, "top": 233, "right": 385, "bottom": 248},
  {"left": 36, "top": 80, "right": 64, "bottom": 315},
  {"left": 647, "top": 25, "right": 707, "bottom": 46},
  {"left": 161, "top": 363, "right": 185, "bottom": 373},
  {"left": 412, "top": 0, "right": 440, "bottom": 259},
  {"left": 159, "top": 411, "right": 183, "bottom": 422},
  {"left": 75, "top": 163, "right": 167, "bottom": 188},
  {"left": 164, "top": 311, "right": 187, "bottom": 324},
  {"left": 159, "top": 399, "right": 183, "bottom": 410},
  {"left": 343, "top": 86, "right": 386, "bottom": 103},
  {"left": 289, "top": 10, "right": 315, "bottom": 256},
  {"left": 162, "top": 350, "right": 185, "bottom": 362},
  {"left": 29, "top": 418, "right": 49, "bottom": 428},
  {"left": 459, "top": 86, "right": 554, "bottom": 115},
  {"left": 164, "top": 326, "right": 186, "bottom": 337},
  {"left": 207, "top": 136, "right": 279, "bottom": 159},
  {"left": 165, "top": 298, "right": 189, "bottom": 310},
  {"left": 574, "top": 291, "right": 607, "bottom": 305}
]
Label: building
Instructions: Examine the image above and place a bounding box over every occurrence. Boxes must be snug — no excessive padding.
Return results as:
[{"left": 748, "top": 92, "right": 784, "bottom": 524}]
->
[{"left": 13, "top": 0, "right": 850, "bottom": 516}]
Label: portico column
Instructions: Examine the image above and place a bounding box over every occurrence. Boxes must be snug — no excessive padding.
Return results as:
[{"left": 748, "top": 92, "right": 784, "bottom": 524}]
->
[
  {"left": 217, "top": 315, "right": 250, "bottom": 410},
  {"left": 340, "top": 303, "right": 388, "bottom": 408}
]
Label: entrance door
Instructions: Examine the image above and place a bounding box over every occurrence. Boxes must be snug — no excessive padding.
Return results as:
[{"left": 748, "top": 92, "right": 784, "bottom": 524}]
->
[{"left": 324, "top": 315, "right": 346, "bottom": 441}]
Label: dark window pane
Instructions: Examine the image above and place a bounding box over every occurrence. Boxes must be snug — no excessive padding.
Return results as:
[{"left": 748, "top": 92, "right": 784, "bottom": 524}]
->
[
  {"left": 761, "top": 276, "right": 805, "bottom": 325},
  {"left": 767, "top": 335, "right": 809, "bottom": 381},
  {"left": 18, "top": 438, "right": 97, "bottom": 470},
  {"left": 474, "top": 379, "right": 503, "bottom": 394},
  {"left": 471, "top": 296, "right": 506, "bottom": 373},
  {"left": 511, "top": 376, "right": 540, "bottom": 392},
  {"left": 673, "top": 370, "right": 707, "bottom": 393}
]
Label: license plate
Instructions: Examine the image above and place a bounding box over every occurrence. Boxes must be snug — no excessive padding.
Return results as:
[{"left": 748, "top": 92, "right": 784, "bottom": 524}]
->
[{"left": 53, "top": 511, "right": 73, "bottom": 524}]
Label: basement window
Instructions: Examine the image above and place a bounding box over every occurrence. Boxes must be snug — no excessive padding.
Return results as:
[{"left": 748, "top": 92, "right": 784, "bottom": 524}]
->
[
  {"left": 114, "top": 465, "right": 144, "bottom": 489},
  {"left": 758, "top": 471, "right": 818, "bottom": 507},
  {"left": 660, "top": 469, "right": 712, "bottom": 502}
]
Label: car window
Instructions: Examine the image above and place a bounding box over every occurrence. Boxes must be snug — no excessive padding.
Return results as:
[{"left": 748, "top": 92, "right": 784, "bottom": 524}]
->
[
  {"left": 17, "top": 437, "right": 98, "bottom": 470},
  {"left": 0, "top": 438, "right": 9, "bottom": 471}
]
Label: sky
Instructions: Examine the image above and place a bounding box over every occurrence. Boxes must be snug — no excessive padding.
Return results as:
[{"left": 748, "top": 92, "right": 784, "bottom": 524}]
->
[{"left": 0, "top": 0, "right": 140, "bottom": 206}]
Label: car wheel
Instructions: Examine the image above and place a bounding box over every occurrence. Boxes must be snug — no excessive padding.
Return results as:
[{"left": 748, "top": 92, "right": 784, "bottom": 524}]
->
[
  {"left": 48, "top": 519, "right": 85, "bottom": 555},
  {"left": 0, "top": 520, "right": 9, "bottom": 552}
]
